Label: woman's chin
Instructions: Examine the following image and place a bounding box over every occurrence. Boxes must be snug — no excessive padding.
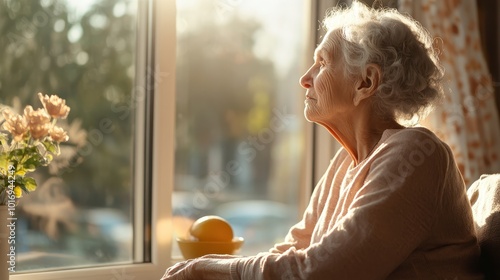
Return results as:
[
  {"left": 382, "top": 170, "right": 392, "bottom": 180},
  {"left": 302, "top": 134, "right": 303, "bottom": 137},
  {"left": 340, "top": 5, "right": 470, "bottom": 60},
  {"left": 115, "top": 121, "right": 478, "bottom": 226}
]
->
[{"left": 304, "top": 107, "right": 320, "bottom": 122}]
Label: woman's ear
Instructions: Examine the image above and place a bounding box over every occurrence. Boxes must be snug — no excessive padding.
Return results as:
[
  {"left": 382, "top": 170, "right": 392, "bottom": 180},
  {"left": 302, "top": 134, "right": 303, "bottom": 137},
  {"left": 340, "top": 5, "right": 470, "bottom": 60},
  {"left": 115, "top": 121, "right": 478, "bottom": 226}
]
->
[{"left": 353, "top": 64, "right": 381, "bottom": 106}]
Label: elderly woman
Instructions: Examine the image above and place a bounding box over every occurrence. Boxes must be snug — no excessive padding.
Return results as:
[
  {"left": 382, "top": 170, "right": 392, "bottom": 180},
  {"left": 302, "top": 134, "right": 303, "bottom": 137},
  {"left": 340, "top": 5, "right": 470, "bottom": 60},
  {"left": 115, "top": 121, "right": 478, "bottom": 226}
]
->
[{"left": 162, "top": 2, "right": 483, "bottom": 279}]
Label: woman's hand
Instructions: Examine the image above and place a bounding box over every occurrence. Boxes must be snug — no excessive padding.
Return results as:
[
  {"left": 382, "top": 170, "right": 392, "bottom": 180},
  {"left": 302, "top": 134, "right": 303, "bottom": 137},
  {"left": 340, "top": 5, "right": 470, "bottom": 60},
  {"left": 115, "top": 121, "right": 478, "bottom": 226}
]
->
[
  {"left": 161, "top": 254, "right": 240, "bottom": 280},
  {"left": 161, "top": 259, "right": 199, "bottom": 280}
]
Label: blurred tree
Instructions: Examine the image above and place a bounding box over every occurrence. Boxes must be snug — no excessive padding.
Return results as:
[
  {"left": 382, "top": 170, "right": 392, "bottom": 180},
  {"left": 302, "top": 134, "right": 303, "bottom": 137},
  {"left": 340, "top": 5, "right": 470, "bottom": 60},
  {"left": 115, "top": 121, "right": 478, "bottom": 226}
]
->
[
  {"left": 175, "top": 0, "right": 276, "bottom": 195},
  {"left": 0, "top": 0, "right": 137, "bottom": 209}
]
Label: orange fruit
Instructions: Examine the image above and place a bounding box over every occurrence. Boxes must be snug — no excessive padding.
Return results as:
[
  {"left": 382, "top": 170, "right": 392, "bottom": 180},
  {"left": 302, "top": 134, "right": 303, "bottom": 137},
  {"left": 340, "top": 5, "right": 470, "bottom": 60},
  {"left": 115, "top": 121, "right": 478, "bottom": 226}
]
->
[{"left": 189, "top": 215, "right": 234, "bottom": 242}]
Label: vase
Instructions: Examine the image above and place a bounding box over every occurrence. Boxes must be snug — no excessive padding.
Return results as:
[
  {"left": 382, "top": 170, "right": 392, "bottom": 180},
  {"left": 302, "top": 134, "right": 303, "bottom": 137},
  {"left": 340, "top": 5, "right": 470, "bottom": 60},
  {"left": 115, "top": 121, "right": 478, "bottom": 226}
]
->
[{"left": 0, "top": 205, "right": 10, "bottom": 280}]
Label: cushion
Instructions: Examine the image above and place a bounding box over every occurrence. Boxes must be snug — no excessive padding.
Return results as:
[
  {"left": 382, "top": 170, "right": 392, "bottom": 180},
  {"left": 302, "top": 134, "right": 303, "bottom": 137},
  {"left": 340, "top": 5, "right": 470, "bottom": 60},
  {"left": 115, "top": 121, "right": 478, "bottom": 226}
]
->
[{"left": 467, "top": 174, "right": 500, "bottom": 279}]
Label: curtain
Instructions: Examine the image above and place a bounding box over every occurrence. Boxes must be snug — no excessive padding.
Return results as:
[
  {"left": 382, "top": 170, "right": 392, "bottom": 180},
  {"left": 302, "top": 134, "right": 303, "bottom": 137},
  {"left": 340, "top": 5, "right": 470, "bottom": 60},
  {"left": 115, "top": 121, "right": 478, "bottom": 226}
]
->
[{"left": 399, "top": 0, "right": 500, "bottom": 186}]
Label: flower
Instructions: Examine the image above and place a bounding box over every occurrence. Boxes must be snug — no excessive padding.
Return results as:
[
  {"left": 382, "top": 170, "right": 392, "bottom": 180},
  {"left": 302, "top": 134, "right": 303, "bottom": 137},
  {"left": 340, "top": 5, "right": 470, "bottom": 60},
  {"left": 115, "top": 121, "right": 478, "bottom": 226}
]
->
[
  {"left": 30, "top": 123, "right": 52, "bottom": 140},
  {"left": 0, "top": 93, "right": 70, "bottom": 205},
  {"left": 24, "top": 105, "right": 52, "bottom": 140},
  {"left": 38, "top": 92, "right": 70, "bottom": 119},
  {"left": 49, "top": 126, "right": 69, "bottom": 142},
  {"left": 13, "top": 186, "right": 22, "bottom": 198},
  {"left": 2, "top": 110, "right": 28, "bottom": 142}
]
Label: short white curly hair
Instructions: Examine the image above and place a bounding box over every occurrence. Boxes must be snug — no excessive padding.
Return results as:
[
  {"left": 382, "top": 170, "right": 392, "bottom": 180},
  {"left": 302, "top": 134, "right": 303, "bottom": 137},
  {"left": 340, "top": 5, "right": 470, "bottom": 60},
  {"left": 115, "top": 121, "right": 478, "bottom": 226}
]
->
[{"left": 322, "top": 1, "right": 443, "bottom": 122}]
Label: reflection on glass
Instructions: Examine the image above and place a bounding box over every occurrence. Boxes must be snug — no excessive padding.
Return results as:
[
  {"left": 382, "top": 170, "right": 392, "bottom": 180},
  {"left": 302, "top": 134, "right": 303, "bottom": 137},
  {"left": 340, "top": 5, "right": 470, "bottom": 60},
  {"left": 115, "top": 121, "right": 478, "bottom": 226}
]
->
[
  {"left": 0, "top": 0, "right": 137, "bottom": 271},
  {"left": 174, "top": 0, "right": 306, "bottom": 256}
]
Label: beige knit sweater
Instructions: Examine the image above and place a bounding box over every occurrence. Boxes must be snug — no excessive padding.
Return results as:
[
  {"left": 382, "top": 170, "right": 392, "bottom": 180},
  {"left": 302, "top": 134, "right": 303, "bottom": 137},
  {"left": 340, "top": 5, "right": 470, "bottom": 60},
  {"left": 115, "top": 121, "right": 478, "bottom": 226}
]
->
[{"left": 163, "top": 127, "right": 484, "bottom": 279}]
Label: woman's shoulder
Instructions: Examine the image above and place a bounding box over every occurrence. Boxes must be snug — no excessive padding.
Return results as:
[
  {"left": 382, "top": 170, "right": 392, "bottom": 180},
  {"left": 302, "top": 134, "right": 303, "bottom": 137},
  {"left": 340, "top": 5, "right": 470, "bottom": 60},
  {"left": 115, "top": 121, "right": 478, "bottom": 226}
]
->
[
  {"left": 375, "top": 126, "right": 455, "bottom": 167},
  {"left": 367, "top": 126, "right": 462, "bottom": 194},
  {"left": 385, "top": 126, "right": 441, "bottom": 142},
  {"left": 382, "top": 126, "right": 449, "bottom": 153}
]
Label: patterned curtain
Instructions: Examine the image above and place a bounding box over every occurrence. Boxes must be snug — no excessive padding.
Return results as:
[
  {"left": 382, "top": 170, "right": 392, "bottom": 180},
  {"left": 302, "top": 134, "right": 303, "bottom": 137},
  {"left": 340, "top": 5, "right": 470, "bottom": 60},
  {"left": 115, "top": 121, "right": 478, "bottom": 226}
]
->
[{"left": 399, "top": 0, "right": 500, "bottom": 186}]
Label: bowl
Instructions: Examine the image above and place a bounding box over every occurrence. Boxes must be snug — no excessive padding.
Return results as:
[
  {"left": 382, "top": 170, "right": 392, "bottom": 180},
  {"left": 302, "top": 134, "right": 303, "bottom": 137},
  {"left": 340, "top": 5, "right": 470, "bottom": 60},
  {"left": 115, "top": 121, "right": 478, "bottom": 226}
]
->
[{"left": 176, "top": 237, "right": 244, "bottom": 259}]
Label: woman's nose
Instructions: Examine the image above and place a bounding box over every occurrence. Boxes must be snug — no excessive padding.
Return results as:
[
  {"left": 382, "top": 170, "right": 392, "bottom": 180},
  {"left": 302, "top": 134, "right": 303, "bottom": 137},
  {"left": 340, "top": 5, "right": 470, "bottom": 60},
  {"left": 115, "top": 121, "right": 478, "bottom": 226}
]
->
[{"left": 300, "top": 68, "right": 313, "bottom": 89}]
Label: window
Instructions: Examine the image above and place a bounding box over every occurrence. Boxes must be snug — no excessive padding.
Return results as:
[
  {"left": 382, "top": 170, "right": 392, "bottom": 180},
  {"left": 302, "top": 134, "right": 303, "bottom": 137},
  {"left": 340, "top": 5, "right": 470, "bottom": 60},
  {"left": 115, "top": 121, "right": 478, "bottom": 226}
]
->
[
  {"left": 172, "top": 0, "right": 310, "bottom": 257},
  {"left": 1, "top": 0, "right": 170, "bottom": 279},
  {"left": 1, "top": 0, "right": 140, "bottom": 270}
]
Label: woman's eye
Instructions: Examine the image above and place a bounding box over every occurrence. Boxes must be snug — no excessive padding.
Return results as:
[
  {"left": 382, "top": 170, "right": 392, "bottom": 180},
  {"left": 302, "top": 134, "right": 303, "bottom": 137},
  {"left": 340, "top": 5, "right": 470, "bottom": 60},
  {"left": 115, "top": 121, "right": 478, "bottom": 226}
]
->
[{"left": 319, "top": 61, "right": 326, "bottom": 68}]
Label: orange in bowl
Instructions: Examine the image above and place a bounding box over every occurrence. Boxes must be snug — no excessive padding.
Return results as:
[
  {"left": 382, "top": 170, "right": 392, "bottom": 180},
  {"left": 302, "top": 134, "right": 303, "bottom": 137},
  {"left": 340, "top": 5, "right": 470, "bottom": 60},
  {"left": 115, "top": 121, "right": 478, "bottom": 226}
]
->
[
  {"left": 177, "top": 215, "right": 244, "bottom": 259},
  {"left": 189, "top": 215, "right": 234, "bottom": 242}
]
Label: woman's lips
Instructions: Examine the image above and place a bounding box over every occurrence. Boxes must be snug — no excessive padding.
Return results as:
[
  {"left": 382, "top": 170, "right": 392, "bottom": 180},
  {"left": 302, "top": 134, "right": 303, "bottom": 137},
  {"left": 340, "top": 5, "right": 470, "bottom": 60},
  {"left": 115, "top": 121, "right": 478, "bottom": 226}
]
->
[{"left": 305, "top": 96, "right": 316, "bottom": 105}]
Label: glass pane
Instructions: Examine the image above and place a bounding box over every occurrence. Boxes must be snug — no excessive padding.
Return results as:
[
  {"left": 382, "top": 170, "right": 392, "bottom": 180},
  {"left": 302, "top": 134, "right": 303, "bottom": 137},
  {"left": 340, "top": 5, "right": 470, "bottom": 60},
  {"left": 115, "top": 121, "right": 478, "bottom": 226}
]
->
[
  {"left": 0, "top": 0, "right": 139, "bottom": 271},
  {"left": 174, "top": 0, "right": 307, "bottom": 256}
]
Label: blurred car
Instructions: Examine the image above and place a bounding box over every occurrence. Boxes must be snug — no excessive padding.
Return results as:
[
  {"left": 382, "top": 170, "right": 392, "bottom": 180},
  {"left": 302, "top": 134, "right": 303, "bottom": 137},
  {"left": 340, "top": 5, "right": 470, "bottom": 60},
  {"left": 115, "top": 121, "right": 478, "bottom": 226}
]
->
[
  {"left": 74, "top": 208, "right": 133, "bottom": 262},
  {"left": 16, "top": 207, "right": 133, "bottom": 271},
  {"left": 215, "top": 200, "right": 296, "bottom": 255}
]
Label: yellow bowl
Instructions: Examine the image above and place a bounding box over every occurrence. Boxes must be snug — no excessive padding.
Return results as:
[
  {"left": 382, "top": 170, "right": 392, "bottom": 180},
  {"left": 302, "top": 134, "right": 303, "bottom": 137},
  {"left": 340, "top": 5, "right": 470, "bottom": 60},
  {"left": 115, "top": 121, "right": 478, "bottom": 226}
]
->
[{"left": 176, "top": 237, "right": 244, "bottom": 259}]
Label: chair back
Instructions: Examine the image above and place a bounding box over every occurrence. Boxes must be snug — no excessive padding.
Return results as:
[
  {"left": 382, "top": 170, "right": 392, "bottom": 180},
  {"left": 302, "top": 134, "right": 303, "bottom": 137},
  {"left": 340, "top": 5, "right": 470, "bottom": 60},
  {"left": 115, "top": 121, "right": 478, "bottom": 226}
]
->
[{"left": 467, "top": 174, "right": 500, "bottom": 279}]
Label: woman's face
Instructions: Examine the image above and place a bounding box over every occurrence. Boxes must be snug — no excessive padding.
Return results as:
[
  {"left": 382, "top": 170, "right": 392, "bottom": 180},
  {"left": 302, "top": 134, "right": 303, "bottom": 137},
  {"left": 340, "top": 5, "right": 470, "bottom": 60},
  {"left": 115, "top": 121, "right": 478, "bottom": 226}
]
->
[{"left": 299, "top": 32, "right": 356, "bottom": 123}]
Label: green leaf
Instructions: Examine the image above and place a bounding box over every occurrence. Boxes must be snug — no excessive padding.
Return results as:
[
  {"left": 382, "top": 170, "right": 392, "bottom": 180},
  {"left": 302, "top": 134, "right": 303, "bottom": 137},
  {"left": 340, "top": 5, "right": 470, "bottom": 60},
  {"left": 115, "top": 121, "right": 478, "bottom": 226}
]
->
[
  {"left": 0, "top": 133, "right": 9, "bottom": 149},
  {"left": 10, "top": 149, "right": 24, "bottom": 157},
  {"left": 42, "top": 140, "right": 57, "bottom": 154},
  {"left": 26, "top": 146, "right": 39, "bottom": 155},
  {"left": 18, "top": 182, "right": 27, "bottom": 193},
  {"left": 23, "top": 153, "right": 45, "bottom": 171},
  {"left": 0, "top": 153, "right": 8, "bottom": 171},
  {"left": 14, "top": 167, "right": 26, "bottom": 176},
  {"left": 23, "top": 177, "right": 37, "bottom": 192}
]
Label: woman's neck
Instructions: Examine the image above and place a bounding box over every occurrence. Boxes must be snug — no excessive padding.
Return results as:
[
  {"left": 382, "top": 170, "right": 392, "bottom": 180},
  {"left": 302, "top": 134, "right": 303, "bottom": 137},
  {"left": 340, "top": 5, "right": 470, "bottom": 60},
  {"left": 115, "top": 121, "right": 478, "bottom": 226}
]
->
[{"left": 318, "top": 107, "right": 403, "bottom": 166}]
